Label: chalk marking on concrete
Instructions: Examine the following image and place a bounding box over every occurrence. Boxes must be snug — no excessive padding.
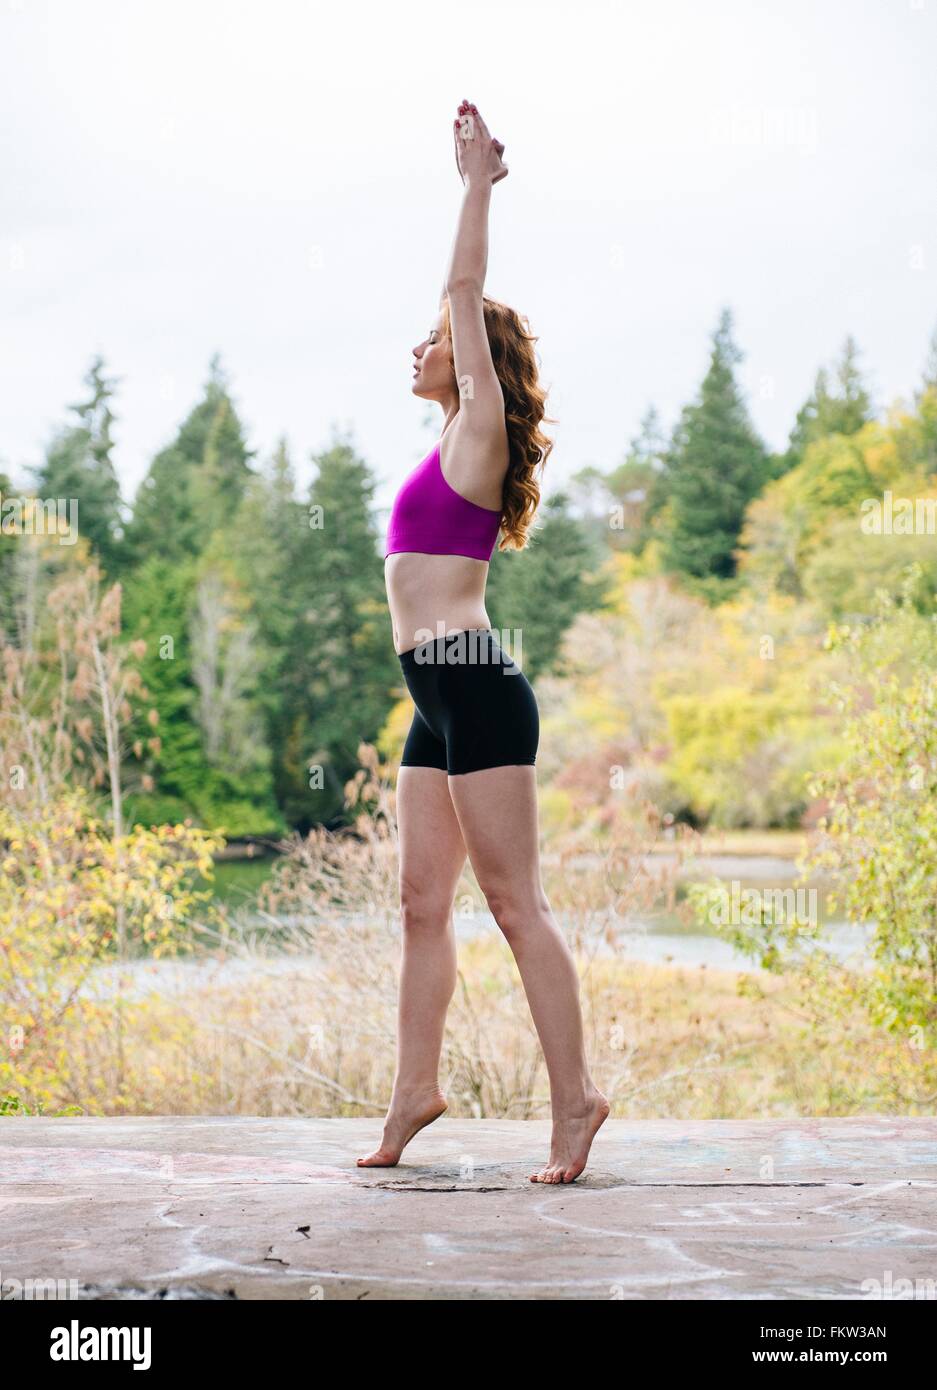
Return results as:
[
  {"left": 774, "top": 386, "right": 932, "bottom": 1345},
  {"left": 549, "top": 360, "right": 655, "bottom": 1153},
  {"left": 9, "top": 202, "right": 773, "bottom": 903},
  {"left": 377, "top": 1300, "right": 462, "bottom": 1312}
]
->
[
  {"left": 0, "top": 1146, "right": 357, "bottom": 1186},
  {"left": 530, "top": 1201, "right": 747, "bottom": 1291},
  {"left": 144, "top": 1199, "right": 282, "bottom": 1283}
]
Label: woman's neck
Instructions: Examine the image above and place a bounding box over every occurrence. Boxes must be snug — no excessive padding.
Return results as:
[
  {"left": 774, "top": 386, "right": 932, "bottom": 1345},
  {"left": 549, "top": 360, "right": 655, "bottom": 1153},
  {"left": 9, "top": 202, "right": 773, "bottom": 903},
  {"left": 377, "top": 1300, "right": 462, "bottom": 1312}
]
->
[{"left": 439, "top": 395, "right": 460, "bottom": 435}]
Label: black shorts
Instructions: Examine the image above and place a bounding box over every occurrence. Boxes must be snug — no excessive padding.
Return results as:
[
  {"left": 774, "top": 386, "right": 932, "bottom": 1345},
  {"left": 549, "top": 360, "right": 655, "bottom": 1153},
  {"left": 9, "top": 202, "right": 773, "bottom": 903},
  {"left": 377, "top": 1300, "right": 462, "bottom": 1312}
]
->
[{"left": 398, "top": 628, "right": 539, "bottom": 776}]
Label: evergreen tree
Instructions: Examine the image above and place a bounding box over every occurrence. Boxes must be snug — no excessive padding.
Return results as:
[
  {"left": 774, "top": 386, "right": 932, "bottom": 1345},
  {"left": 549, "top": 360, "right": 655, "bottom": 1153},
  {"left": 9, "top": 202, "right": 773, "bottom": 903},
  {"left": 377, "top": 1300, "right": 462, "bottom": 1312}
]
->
[
  {"left": 276, "top": 434, "right": 398, "bottom": 829},
  {"left": 126, "top": 356, "right": 255, "bottom": 567},
  {"left": 226, "top": 439, "right": 309, "bottom": 821},
  {"left": 486, "top": 493, "right": 606, "bottom": 679},
  {"left": 604, "top": 404, "right": 669, "bottom": 553},
  {"left": 120, "top": 359, "right": 287, "bottom": 834},
  {"left": 566, "top": 464, "right": 616, "bottom": 552},
  {"left": 122, "top": 552, "right": 282, "bottom": 836},
  {"left": 786, "top": 335, "right": 874, "bottom": 468},
  {"left": 32, "top": 357, "right": 124, "bottom": 575},
  {"left": 122, "top": 554, "right": 206, "bottom": 826},
  {"left": 188, "top": 546, "right": 282, "bottom": 835},
  {"left": 660, "top": 309, "right": 768, "bottom": 581}
]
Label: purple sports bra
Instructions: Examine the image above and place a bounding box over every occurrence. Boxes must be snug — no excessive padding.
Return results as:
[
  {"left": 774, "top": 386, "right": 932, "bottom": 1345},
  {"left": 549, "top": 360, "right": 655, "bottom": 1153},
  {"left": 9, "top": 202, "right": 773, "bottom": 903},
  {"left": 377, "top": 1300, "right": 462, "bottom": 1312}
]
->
[{"left": 384, "top": 440, "right": 502, "bottom": 563}]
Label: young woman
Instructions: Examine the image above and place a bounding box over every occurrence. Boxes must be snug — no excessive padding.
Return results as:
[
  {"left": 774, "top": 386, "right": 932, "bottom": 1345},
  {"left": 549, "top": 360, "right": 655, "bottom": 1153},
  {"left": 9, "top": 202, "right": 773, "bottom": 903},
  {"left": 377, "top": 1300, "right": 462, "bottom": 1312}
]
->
[{"left": 358, "top": 100, "right": 608, "bottom": 1184}]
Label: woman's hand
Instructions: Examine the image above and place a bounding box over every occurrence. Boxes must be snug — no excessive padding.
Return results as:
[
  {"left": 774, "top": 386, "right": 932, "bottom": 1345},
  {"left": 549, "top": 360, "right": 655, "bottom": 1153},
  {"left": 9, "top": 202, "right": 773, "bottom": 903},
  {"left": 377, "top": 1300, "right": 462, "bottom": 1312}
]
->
[{"left": 453, "top": 99, "right": 507, "bottom": 187}]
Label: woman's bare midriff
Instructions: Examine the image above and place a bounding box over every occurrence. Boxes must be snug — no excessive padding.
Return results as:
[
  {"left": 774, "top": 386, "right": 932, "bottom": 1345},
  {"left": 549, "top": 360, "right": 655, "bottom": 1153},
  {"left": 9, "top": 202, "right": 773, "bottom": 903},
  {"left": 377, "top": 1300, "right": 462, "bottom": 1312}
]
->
[{"left": 384, "top": 551, "right": 492, "bottom": 655}]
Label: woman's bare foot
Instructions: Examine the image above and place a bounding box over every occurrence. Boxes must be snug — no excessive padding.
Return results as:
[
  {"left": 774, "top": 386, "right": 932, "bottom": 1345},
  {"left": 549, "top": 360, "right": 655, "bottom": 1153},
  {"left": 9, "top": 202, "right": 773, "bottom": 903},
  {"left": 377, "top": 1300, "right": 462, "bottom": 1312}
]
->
[
  {"left": 530, "top": 1088, "right": 610, "bottom": 1184},
  {"left": 356, "top": 1085, "right": 448, "bottom": 1168}
]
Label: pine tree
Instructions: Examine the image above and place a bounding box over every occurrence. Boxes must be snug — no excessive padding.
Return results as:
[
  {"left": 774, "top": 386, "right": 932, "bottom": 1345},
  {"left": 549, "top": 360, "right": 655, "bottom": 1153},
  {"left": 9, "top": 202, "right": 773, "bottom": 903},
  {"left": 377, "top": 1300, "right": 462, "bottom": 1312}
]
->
[
  {"left": 32, "top": 357, "right": 124, "bottom": 575},
  {"left": 786, "top": 335, "right": 874, "bottom": 468},
  {"left": 604, "top": 404, "right": 669, "bottom": 553},
  {"left": 485, "top": 494, "right": 605, "bottom": 678},
  {"left": 122, "top": 552, "right": 283, "bottom": 836},
  {"left": 187, "top": 548, "right": 282, "bottom": 836},
  {"left": 122, "top": 555, "right": 207, "bottom": 826},
  {"left": 276, "top": 434, "right": 398, "bottom": 829},
  {"left": 226, "top": 438, "right": 308, "bottom": 821},
  {"left": 126, "top": 356, "right": 255, "bottom": 567},
  {"left": 120, "top": 373, "right": 284, "bottom": 837},
  {"left": 660, "top": 309, "right": 768, "bottom": 580}
]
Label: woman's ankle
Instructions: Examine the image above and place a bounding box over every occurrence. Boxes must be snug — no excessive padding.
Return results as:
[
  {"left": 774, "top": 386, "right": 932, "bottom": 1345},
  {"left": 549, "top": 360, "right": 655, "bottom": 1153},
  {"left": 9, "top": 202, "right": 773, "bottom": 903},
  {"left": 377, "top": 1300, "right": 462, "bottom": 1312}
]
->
[
  {"left": 550, "top": 1081, "right": 605, "bottom": 1115},
  {"left": 390, "top": 1081, "right": 446, "bottom": 1104}
]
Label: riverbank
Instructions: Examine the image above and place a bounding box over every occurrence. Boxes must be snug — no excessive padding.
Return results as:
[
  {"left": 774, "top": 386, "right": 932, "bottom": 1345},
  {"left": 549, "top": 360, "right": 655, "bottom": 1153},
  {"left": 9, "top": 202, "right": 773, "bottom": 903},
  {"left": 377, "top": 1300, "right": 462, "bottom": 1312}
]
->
[
  {"left": 35, "top": 932, "right": 930, "bottom": 1122},
  {"left": 209, "top": 827, "right": 817, "bottom": 907}
]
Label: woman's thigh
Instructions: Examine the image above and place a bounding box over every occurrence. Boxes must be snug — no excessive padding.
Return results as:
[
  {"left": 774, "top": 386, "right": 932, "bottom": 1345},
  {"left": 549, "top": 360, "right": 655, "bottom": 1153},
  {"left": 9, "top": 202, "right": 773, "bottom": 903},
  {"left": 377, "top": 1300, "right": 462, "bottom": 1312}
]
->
[
  {"left": 396, "top": 766, "right": 468, "bottom": 913},
  {"left": 446, "top": 765, "right": 546, "bottom": 910}
]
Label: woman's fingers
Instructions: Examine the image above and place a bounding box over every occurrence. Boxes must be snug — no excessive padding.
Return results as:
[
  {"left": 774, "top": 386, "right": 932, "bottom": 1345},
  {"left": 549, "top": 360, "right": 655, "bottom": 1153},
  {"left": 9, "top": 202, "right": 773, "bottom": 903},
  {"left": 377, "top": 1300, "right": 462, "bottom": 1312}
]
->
[
  {"left": 453, "top": 101, "right": 506, "bottom": 182},
  {"left": 453, "top": 120, "right": 465, "bottom": 182},
  {"left": 462, "top": 101, "right": 488, "bottom": 134},
  {"left": 454, "top": 106, "right": 473, "bottom": 145},
  {"left": 456, "top": 100, "right": 490, "bottom": 139}
]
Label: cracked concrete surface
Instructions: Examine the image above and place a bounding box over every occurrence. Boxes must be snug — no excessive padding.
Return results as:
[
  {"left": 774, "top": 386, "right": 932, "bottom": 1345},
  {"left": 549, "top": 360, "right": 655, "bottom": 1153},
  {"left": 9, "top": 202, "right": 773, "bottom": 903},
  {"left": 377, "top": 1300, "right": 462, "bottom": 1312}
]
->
[{"left": 1, "top": 1116, "right": 936, "bottom": 1300}]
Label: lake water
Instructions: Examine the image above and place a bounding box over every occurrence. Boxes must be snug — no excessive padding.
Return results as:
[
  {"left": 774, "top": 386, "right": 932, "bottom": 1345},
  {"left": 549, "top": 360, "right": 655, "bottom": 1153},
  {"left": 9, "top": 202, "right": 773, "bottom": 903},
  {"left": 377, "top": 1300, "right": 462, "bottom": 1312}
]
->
[
  {"left": 169, "top": 847, "right": 860, "bottom": 981},
  {"left": 206, "top": 856, "right": 275, "bottom": 906}
]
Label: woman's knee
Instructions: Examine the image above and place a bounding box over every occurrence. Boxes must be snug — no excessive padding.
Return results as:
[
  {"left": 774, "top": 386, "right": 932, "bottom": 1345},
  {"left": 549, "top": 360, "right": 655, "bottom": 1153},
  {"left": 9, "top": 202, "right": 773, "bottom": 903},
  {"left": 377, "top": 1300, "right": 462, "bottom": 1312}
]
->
[
  {"left": 482, "top": 881, "right": 551, "bottom": 940},
  {"left": 399, "top": 874, "right": 453, "bottom": 935}
]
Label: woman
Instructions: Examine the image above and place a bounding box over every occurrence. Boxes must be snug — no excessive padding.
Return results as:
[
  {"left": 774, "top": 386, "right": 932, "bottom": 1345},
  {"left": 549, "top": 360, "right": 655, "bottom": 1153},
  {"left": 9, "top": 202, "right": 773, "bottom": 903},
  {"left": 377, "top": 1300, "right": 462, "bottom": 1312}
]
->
[{"left": 358, "top": 100, "right": 608, "bottom": 1184}]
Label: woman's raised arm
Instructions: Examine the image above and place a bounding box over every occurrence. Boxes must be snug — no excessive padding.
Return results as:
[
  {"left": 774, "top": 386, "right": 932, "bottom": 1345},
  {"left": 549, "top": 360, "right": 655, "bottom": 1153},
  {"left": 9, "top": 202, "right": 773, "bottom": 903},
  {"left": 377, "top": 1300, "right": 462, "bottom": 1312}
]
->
[{"left": 444, "top": 101, "right": 509, "bottom": 448}]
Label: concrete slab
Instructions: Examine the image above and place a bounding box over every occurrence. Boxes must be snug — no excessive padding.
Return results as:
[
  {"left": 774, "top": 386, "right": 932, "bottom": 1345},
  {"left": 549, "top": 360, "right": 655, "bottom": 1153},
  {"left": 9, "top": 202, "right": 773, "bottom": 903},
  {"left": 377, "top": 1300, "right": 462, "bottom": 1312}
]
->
[{"left": 2, "top": 1116, "right": 936, "bottom": 1300}]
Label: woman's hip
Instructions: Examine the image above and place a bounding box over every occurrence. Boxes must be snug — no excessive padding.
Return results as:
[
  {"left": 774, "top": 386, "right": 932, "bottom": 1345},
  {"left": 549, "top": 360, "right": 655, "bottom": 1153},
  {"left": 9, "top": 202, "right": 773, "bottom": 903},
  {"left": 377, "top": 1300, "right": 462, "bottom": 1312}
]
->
[{"left": 398, "top": 628, "right": 539, "bottom": 770}]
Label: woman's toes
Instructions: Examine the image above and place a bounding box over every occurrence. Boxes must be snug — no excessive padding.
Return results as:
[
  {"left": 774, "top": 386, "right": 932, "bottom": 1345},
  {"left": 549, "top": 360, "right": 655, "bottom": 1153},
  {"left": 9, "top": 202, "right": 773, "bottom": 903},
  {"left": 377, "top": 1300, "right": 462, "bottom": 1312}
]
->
[{"left": 357, "top": 1148, "right": 396, "bottom": 1167}]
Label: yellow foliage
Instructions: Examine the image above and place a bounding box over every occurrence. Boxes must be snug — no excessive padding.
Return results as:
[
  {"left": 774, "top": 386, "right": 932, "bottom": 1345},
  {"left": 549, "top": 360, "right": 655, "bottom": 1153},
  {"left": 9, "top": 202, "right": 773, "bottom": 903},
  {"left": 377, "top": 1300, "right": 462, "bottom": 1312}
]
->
[{"left": 0, "top": 789, "right": 223, "bottom": 1111}]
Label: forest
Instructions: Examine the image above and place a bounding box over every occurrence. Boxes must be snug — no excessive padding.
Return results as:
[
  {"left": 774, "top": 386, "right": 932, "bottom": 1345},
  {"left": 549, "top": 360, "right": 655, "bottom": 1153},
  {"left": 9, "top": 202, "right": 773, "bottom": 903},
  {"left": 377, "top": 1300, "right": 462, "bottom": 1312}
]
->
[
  {"left": 3, "top": 307, "right": 935, "bottom": 840},
  {"left": 3, "top": 306, "right": 937, "bottom": 1118}
]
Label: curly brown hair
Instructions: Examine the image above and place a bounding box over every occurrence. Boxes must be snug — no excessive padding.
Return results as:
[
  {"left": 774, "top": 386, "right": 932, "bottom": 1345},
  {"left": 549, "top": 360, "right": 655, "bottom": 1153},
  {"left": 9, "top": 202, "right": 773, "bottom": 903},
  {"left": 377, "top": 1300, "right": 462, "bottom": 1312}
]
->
[{"left": 439, "top": 296, "right": 554, "bottom": 550}]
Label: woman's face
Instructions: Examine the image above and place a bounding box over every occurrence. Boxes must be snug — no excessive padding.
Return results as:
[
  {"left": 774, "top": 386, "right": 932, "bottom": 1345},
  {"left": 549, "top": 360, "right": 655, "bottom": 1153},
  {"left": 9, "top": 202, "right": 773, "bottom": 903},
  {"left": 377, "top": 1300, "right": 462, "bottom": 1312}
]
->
[{"left": 411, "top": 312, "right": 454, "bottom": 400}]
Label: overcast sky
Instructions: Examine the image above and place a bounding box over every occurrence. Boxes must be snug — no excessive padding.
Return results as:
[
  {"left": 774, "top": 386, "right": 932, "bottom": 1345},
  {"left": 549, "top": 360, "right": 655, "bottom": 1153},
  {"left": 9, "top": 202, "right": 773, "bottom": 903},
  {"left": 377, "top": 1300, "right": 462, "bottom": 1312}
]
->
[{"left": 2, "top": 0, "right": 935, "bottom": 523}]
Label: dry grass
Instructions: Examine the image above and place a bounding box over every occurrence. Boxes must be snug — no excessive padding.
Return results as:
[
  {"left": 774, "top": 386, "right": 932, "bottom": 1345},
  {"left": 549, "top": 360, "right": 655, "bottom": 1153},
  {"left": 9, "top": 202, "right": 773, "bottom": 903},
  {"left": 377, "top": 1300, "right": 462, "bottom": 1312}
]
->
[
  {"left": 63, "top": 750, "right": 930, "bottom": 1121},
  {"left": 96, "top": 940, "right": 930, "bottom": 1121},
  {"left": 647, "top": 829, "right": 808, "bottom": 859}
]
